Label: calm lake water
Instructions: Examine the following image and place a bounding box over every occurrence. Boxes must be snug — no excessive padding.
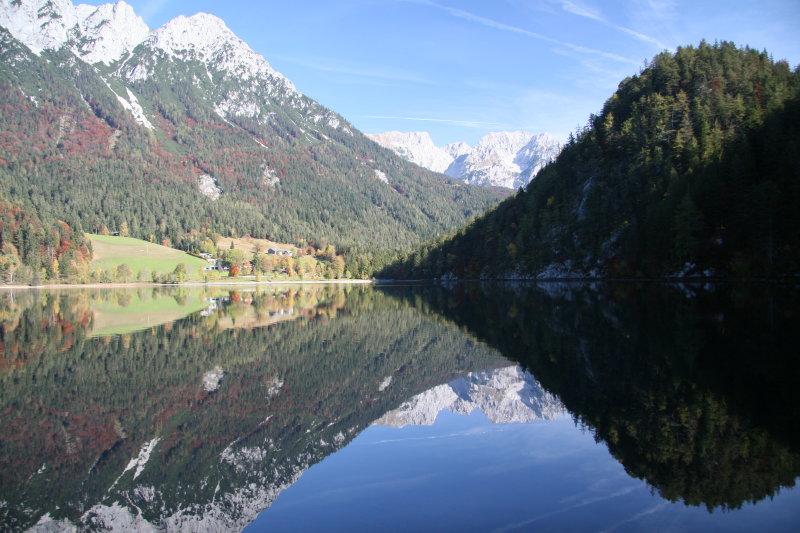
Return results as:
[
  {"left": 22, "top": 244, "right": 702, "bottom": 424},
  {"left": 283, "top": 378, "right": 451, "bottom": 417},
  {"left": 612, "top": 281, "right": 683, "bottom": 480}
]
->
[{"left": 1, "top": 282, "right": 798, "bottom": 532}]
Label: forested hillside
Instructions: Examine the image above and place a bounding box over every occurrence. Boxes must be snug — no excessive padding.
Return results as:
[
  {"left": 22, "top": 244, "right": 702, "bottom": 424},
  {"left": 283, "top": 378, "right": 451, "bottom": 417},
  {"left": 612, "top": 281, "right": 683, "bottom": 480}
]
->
[
  {"left": 0, "top": 5, "right": 504, "bottom": 283},
  {"left": 0, "top": 198, "right": 92, "bottom": 284},
  {"left": 384, "top": 42, "right": 800, "bottom": 279}
]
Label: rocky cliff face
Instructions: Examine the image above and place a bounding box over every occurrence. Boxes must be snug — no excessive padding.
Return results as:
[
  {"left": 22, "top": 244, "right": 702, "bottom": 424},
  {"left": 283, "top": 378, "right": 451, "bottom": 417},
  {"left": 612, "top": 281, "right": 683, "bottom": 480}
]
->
[{"left": 366, "top": 131, "right": 454, "bottom": 173}]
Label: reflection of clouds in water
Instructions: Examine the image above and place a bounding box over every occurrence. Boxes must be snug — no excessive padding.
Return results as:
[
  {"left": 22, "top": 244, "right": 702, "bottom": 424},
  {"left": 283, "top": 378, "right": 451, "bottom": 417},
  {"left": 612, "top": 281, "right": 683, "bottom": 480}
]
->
[
  {"left": 558, "top": 470, "right": 634, "bottom": 505},
  {"left": 489, "top": 484, "right": 644, "bottom": 533},
  {"left": 267, "top": 473, "right": 437, "bottom": 510},
  {"left": 597, "top": 502, "right": 670, "bottom": 533},
  {"left": 368, "top": 426, "right": 503, "bottom": 445}
]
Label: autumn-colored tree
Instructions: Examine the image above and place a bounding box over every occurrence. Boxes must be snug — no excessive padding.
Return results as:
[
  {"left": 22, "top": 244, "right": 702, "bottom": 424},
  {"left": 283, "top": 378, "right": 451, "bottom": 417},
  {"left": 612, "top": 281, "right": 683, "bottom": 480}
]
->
[
  {"left": 115, "top": 263, "right": 133, "bottom": 281},
  {"left": 0, "top": 243, "right": 21, "bottom": 283}
]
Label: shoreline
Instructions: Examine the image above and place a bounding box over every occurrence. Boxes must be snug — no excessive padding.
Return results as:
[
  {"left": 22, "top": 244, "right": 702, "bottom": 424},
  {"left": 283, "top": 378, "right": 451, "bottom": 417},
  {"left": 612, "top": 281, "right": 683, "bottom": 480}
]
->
[
  {"left": 0, "top": 279, "right": 376, "bottom": 291},
  {"left": 2, "top": 276, "right": 796, "bottom": 291}
]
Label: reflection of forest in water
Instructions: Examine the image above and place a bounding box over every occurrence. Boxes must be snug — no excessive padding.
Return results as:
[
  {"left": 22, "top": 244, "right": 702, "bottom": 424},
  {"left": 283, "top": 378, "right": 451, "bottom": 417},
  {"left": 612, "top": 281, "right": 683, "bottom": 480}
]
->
[
  {"left": 393, "top": 282, "right": 800, "bottom": 511},
  {"left": 0, "top": 282, "right": 798, "bottom": 530},
  {"left": 0, "top": 285, "right": 507, "bottom": 531}
]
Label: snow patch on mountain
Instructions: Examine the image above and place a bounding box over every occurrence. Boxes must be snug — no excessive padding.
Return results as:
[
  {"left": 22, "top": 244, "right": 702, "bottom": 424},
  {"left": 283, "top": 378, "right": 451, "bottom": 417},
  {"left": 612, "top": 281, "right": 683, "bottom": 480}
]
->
[
  {"left": 373, "top": 169, "right": 389, "bottom": 184},
  {"left": 372, "top": 366, "right": 564, "bottom": 427},
  {"left": 112, "top": 87, "right": 154, "bottom": 129},
  {"left": 111, "top": 437, "right": 160, "bottom": 489},
  {"left": 378, "top": 375, "right": 392, "bottom": 391}
]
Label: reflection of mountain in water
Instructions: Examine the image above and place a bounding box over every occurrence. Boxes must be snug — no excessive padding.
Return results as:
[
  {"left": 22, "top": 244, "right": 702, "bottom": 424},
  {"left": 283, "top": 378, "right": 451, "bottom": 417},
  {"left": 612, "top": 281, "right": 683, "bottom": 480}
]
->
[
  {"left": 392, "top": 282, "right": 800, "bottom": 511},
  {"left": 0, "top": 286, "right": 506, "bottom": 532},
  {"left": 373, "top": 366, "right": 564, "bottom": 427},
  {"left": 5, "top": 283, "right": 800, "bottom": 530}
]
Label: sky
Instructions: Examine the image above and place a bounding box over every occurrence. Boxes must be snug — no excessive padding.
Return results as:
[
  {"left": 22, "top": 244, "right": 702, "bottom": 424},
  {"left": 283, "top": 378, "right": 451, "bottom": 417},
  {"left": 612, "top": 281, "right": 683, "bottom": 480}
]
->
[{"left": 82, "top": 0, "right": 800, "bottom": 146}]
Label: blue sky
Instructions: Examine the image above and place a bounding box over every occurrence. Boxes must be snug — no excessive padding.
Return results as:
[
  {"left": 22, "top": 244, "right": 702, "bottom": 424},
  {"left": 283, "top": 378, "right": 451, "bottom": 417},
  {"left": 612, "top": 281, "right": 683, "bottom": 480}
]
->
[{"left": 85, "top": 0, "right": 800, "bottom": 146}]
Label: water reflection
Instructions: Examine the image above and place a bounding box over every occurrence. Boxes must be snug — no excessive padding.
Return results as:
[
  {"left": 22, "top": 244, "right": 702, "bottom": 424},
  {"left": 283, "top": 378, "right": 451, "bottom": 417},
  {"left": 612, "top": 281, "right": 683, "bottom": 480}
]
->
[
  {"left": 389, "top": 282, "right": 800, "bottom": 512},
  {"left": 373, "top": 366, "right": 563, "bottom": 427},
  {"left": 0, "top": 286, "right": 506, "bottom": 531},
  {"left": 0, "top": 282, "right": 798, "bottom": 531}
]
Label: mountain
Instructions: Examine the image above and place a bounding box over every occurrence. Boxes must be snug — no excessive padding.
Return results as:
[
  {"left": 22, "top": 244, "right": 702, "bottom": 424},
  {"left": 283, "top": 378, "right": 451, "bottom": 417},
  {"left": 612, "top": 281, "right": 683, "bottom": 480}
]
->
[
  {"left": 366, "top": 131, "right": 454, "bottom": 174},
  {"left": 367, "top": 130, "right": 562, "bottom": 189},
  {"left": 383, "top": 42, "right": 800, "bottom": 280},
  {"left": 0, "top": 0, "right": 504, "bottom": 283},
  {"left": 372, "top": 365, "right": 564, "bottom": 427}
]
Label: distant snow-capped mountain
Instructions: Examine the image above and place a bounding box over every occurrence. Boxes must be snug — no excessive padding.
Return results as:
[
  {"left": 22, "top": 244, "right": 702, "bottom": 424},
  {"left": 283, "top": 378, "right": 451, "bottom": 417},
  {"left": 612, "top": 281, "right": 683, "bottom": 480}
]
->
[
  {"left": 372, "top": 366, "right": 564, "bottom": 427},
  {"left": 367, "top": 130, "right": 562, "bottom": 189},
  {"left": 366, "top": 131, "right": 453, "bottom": 173}
]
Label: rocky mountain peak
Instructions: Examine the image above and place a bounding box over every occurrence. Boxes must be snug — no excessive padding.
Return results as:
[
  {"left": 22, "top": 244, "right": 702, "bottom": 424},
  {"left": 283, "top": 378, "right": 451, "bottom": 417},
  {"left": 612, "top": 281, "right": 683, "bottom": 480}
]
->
[
  {"left": 0, "top": 0, "right": 148, "bottom": 64},
  {"left": 75, "top": 1, "right": 148, "bottom": 64},
  {"left": 368, "top": 129, "right": 562, "bottom": 189},
  {"left": 0, "top": 0, "right": 78, "bottom": 55},
  {"left": 367, "top": 131, "right": 453, "bottom": 173}
]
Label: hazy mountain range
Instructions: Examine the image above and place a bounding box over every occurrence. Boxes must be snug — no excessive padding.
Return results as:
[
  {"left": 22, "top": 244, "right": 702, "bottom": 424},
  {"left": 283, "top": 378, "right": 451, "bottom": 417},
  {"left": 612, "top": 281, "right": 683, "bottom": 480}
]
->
[{"left": 367, "top": 130, "right": 561, "bottom": 189}]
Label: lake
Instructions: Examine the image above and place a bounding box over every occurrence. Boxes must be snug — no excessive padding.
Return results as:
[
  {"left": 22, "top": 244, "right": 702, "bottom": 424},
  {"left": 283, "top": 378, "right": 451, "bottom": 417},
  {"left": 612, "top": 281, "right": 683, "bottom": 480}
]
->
[{"left": 1, "top": 282, "right": 798, "bottom": 532}]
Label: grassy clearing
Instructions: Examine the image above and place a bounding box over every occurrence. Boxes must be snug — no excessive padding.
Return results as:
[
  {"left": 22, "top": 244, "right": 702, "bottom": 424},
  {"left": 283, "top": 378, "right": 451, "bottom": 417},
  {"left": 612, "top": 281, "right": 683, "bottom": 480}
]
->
[
  {"left": 215, "top": 235, "right": 297, "bottom": 254},
  {"left": 89, "top": 234, "right": 208, "bottom": 279},
  {"left": 90, "top": 289, "right": 208, "bottom": 337}
]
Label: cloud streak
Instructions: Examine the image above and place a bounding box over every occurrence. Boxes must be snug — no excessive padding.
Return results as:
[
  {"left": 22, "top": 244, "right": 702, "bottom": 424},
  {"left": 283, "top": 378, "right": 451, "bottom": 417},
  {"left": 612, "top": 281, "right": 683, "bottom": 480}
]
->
[
  {"left": 550, "top": 0, "right": 667, "bottom": 49},
  {"left": 399, "top": 0, "right": 640, "bottom": 66},
  {"left": 362, "top": 115, "right": 505, "bottom": 128},
  {"left": 277, "top": 55, "right": 432, "bottom": 84}
]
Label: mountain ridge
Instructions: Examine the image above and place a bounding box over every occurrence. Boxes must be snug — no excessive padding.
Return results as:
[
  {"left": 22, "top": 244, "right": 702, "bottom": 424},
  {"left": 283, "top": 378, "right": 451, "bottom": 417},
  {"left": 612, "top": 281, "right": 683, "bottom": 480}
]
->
[{"left": 367, "top": 130, "right": 561, "bottom": 189}]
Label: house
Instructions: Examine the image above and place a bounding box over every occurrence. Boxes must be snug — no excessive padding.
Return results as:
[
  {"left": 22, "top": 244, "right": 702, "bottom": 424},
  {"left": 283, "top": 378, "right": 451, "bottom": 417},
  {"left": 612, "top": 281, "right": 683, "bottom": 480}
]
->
[
  {"left": 204, "top": 259, "right": 229, "bottom": 271},
  {"left": 267, "top": 248, "right": 293, "bottom": 257}
]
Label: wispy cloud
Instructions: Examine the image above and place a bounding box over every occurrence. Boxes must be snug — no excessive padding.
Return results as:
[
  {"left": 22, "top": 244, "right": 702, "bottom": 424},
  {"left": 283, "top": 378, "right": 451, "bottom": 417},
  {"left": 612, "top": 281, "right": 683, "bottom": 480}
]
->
[
  {"left": 362, "top": 115, "right": 505, "bottom": 128},
  {"left": 549, "top": 0, "right": 668, "bottom": 49},
  {"left": 627, "top": 0, "right": 682, "bottom": 50},
  {"left": 277, "top": 55, "right": 432, "bottom": 84},
  {"left": 398, "top": 0, "right": 640, "bottom": 65}
]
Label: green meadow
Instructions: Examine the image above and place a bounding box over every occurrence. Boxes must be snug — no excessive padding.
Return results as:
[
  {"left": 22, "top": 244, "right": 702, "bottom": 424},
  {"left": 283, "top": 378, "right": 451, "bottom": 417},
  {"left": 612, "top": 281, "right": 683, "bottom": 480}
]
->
[
  {"left": 89, "top": 234, "right": 209, "bottom": 280},
  {"left": 89, "top": 289, "right": 209, "bottom": 337}
]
